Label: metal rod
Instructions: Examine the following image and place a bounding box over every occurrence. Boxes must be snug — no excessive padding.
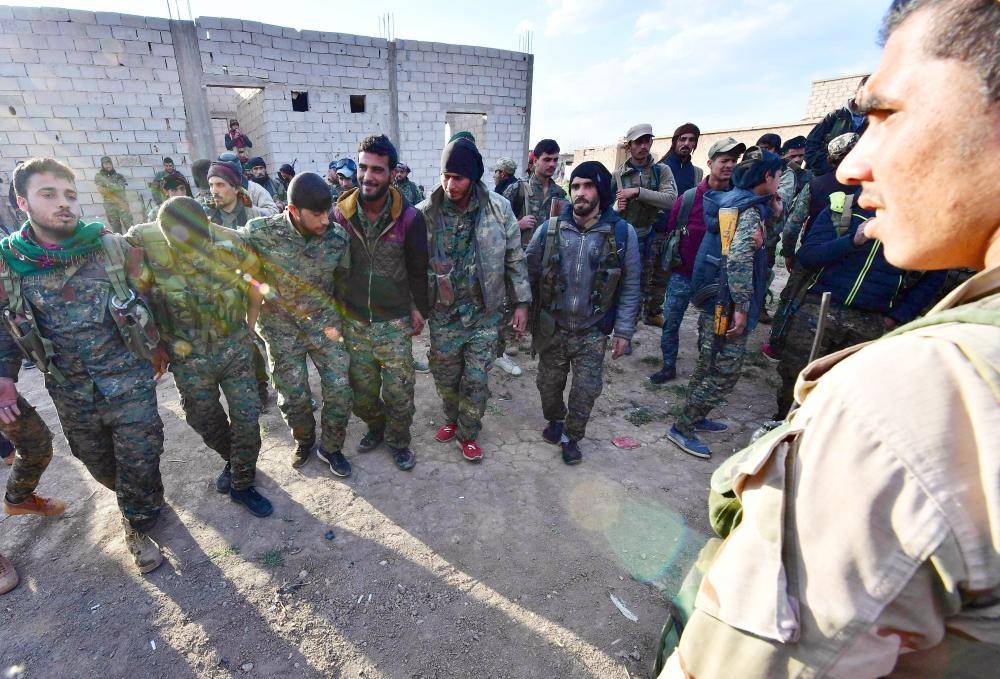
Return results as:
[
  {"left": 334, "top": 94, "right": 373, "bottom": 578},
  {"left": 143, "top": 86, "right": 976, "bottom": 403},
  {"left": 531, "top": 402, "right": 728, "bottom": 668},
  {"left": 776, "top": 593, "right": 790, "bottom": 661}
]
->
[{"left": 807, "top": 291, "right": 833, "bottom": 364}]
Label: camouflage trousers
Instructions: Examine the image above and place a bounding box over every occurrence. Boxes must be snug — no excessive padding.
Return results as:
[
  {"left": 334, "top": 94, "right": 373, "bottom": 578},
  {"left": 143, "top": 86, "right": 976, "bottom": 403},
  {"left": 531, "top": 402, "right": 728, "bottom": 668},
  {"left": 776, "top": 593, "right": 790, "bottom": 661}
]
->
[
  {"left": 496, "top": 297, "right": 528, "bottom": 357},
  {"left": 171, "top": 339, "right": 262, "bottom": 491},
  {"left": 261, "top": 324, "right": 351, "bottom": 453},
  {"left": 537, "top": 326, "right": 608, "bottom": 442},
  {"left": 775, "top": 295, "right": 885, "bottom": 418},
  {"left": 675, "top": 310, "right": 748, "bottom": 434},
  {"left": 51, "top": 387, "right": 164, "bottom": 532},
  {"left": 3, "top": 396, "right": 55, "bottom": 504},
  {"left": 429, "top": 315, "right": 498, "bottom": 441},
  {"left": 642, "top": 232, "right": 670, "bottom": 319},
  {"left": 344, "top": 316, "right": 416, "bottom": 449},
  {"left": 102, "top": 201, "right": 134, "bottom": 235}
]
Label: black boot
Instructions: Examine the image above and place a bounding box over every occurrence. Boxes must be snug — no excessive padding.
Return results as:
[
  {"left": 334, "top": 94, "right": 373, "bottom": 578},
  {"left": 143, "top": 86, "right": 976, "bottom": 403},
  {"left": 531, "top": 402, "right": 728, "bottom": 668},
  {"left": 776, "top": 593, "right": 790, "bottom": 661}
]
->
[
  {"left": 389, "top": 446, "right": 416, "bottom": 471},
  {"left": 215, "top": 463, "right": 232, "bottom": 494},
  {"left": 649, "top": 367, "right": 676, "bottom": 384},
  {"left": 229, "top": 486, "right": 273, "bottom": 517},
  {"left": 561, "top": 439, "right": 582, "bottom": 465},
  {"left": 292, "top": 440, "right": 314, "bottom": 468},
  {"left": 358, "top": 428, "right": 385, "bottom": 453},
  {"left": 542, "top": 420, "right": 564, "bottom": 445}
]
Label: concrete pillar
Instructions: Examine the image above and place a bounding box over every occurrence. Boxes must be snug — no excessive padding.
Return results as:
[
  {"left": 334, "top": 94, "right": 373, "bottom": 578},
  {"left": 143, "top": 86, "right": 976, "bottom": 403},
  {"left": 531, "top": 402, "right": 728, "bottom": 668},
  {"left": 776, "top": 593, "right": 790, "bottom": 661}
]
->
[
  {"left": 388, "top": 41, "right": 400, "bottom": 154},
  {"left": 522, "top": 54, "right": 534, "bottom": 173},
  {"left": 169, "top": 20, "right": 215, "bottom": 161}
]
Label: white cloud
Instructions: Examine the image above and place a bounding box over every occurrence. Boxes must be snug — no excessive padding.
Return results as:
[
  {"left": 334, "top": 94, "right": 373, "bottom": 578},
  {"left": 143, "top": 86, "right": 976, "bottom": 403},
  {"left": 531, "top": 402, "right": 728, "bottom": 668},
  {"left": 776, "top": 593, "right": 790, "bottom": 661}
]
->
[{"left": 543, "top": 0, "right": 611, "bottom": 37}]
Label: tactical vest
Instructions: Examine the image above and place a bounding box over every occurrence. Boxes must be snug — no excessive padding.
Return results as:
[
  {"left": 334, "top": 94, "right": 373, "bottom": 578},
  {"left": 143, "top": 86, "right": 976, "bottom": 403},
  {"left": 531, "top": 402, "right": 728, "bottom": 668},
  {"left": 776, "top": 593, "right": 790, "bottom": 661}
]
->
[
  {"left": 0, "top": 235, "right": 159, "bottom": 384},
  {"left": 133, "top": 225, "right": 251, "bottom": 353},
  {"left": 617, "top": 163, "right": 665, "bottom": 236}
]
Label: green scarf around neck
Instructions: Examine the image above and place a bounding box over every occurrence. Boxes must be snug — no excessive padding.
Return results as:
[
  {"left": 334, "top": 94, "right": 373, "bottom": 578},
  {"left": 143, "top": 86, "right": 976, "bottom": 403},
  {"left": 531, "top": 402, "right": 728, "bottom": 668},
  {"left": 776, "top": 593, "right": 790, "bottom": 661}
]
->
[{"left": 0, "top": 220, "right": 107, "bottom": 276}]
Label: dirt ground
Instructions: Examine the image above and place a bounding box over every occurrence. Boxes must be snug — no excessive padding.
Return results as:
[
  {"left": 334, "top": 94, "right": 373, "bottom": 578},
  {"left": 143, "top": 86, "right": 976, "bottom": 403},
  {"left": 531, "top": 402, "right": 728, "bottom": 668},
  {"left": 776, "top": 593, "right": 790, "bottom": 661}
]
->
[{"left": 0, "top": 302, "right": 784, "bottom": 678}]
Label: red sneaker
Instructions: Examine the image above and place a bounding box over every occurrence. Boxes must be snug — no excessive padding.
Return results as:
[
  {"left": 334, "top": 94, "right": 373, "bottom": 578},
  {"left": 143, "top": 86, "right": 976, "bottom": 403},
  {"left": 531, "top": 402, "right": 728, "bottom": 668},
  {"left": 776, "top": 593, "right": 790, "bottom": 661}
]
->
[
  {"left": 457, "top": 439, "right": 482, "bottom": 462},
  {"left": 435, "top": 423, "right": 457, "bottom": 443}
]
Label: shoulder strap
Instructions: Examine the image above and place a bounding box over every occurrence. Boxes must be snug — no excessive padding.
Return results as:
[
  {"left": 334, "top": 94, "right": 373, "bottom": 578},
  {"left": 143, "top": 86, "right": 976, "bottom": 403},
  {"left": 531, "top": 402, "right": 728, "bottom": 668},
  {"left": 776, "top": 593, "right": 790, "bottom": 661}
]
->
[
  {"left": 0, "top": 263, "right": 22, "bottom": 315},
  {"left": 676, "top": 187, "right": 698, "bottom": 235},
  {"left": 100, "top": 233, "right": 133, "bottom": 302},
  {"left": 541, "top": 219, "right": 561, "bottom": 271}
]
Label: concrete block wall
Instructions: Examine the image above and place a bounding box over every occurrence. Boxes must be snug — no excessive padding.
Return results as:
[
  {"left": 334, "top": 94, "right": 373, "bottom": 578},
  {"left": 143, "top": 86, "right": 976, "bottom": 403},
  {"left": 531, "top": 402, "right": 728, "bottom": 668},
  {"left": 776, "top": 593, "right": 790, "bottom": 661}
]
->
[
  {"left": 395, "top": 39, "right": 530, "bottom": 190},
  {"left": 0, "top": 5, "right": 532, "bottom": 218},
  {"left": 805, "top": 74, "right": 868, "bottom": 119},
  {"left": 0, "top": 5, "right": 188, "bottom": 218}
]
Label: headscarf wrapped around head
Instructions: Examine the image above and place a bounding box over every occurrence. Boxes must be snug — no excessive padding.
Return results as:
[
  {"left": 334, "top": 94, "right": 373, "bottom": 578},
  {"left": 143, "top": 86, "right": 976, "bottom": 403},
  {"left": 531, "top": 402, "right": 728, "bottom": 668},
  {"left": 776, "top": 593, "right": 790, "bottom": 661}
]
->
[
  {"left": 672, "top": 122, "right": 701, "bottom": 140},
  {"left": 569, "top": 160, "right": 613, "bottom": 211}
]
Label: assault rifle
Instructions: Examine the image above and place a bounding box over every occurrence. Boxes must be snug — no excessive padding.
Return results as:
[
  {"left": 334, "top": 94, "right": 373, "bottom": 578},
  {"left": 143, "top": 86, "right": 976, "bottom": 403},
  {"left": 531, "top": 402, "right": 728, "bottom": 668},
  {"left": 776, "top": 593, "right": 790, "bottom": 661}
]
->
[{"left": 710, "top": 207, "right": 739, "bottom": 368}]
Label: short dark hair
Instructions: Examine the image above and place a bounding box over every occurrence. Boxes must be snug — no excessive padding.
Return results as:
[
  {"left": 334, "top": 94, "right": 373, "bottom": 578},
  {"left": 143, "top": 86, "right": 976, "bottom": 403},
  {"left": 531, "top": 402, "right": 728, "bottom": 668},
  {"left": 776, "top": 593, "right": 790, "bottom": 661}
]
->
[
  {"left": 13, "top": 157, "right": 75, "bottom": 198},
  {"left": 533, "top": 139, "right": 560, "bottom": 157},
  {"left": 881, "top": 0, "right": 999, "bottom": 102},
  {"left": 357, "top": 134, "right": 398, "bottom": 170},
  {"left": 191, "top": 159, "right": 211, "bottom": 190},
  {"left": 163, "top": 157, "right": 175, "bottom": 165},
  {"left": 287, "top": 172, "right": 333, "bottom": 213}
]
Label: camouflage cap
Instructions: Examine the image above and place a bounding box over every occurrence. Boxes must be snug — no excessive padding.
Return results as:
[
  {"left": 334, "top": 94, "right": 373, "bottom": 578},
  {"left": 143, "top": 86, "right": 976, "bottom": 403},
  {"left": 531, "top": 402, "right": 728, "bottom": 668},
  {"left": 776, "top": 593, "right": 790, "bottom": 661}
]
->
[
  {"left": 827, "top": 132, "right": 859, "bottom": 164},
  {"left": 707, "top": 137, "right": 747, "bottom": 160},
  {"left": 493, "top": 157, "right": 517, "bottom": 175}
]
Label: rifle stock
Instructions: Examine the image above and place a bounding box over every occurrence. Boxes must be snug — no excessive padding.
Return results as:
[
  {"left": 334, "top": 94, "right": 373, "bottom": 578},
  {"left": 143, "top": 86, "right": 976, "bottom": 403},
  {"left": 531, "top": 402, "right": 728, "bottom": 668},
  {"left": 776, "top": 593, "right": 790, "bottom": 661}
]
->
[{"left": 710, "top": 208, "right": 740, "bottom": 366}]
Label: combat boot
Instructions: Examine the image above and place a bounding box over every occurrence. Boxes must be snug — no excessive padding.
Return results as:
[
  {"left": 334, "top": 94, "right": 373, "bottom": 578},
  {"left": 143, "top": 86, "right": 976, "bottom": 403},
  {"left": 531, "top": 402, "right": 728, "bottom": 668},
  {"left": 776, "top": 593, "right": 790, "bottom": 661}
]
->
[
  {"left": 215, "top": 463, "right": 232, "bottom": 494},
  {"left": 561, "top": 439, "right": 582, "bottom": 465},
  {"left": 122, "top": 519, "right": 163, "bottom": 574},
  {"left": 358, "top": 428, "right": 384, "bottom": 453},
  {"left": 292, "top": 440, "right": 315, "bottom": 468},
  {"left": 645, "top": 314, "right": 665, "bottom": 328}
]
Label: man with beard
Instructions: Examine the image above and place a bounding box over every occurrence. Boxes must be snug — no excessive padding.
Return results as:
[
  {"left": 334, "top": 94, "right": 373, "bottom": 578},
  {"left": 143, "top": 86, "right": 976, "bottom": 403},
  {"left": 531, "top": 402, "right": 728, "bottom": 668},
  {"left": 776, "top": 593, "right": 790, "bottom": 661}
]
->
[
  {"left": 614, "top": 124, "right": 678, "bottom": 328},
  {"left": 224, "top": 119, "right": 253, "bottom": 152},
  {"left": 205, "top": 162, "right": 269, "bottom": 229},
  {"left": 127, "top": 197, "right": 272, "bottom": 517},
  {"left": 660, "top": 123, "right": 703, "bottom": 196},
  {"left": 526, "top": 161, "right": 639, "bottom": 464},
  {"left": 503, "top": 139, "right": 567, "bottom": 249},
  {"left": 493, "top": 158, "right": 518, "bottom": 196},
  {"left": 248, "top": 157, "right": 280, "bottom": 199},
  {"left": 650, "top": 138, "right": 743, "bottom": 384},
  {"left": 393, "top": 162, "right": 424, "bottom": 206},
  {"left": 150, "top": 157, "right": 186, "bottom": 206},
  {"left": 273, "top": 164, "right": 294, "bottom": 209},
  {"left": 332, "top": 135, "right": 429, "bottom": 471},
  {"left": 417, "top": 136, "right": 531, "bottom": 462},
  {"left": 240, "top": 173, "right": 353, "bottom": 478},
  {"left": 94, "top": 156, "right": 134, "bottom": 234},
  {"left": 777, "top": 136, "right": 811, "bottom": 206},
  {"left": 327, "top": 160, "right": 344, "bottom": 200},
  {"left": 216, "top": 153, "right": 278, "bottom": 218},
  {"left": 0, "top": 157, "right": 166, "bottom": 573},
  {"left": 658, "top": 2, "right": 999, "bottom": 675}
]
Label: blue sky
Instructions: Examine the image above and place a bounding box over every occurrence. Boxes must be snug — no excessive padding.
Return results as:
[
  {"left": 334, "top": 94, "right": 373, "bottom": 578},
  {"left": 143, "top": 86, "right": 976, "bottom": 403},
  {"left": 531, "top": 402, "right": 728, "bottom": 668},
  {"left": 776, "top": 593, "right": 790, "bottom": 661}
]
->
[{"left": 12, "top": 0, "right": 890, "bottom": 149}]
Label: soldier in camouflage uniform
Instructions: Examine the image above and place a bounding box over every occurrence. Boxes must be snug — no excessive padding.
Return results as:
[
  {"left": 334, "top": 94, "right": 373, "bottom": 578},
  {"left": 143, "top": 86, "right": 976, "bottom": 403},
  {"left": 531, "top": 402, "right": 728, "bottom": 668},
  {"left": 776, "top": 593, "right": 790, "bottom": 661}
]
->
[
  {"left": 1, "top": 391, "right": 64, "bottom": 519},
  {"left": 612, "top": 124, "right": 679, "bottom": 327},
  {"left": 417, "top": 136, "right": 531, "bottom": 462},
  {"left": 127, "top": 197, "right": 273, "bottom": 517},
  {"left": 332, "top": 136, "right": 430, "bottom": 471},
  {"left": 1, "top": 158, "right": 165, "bottom": 573},
  {"left": 666, "top": 150, "right": 785, "bottom": 459},
  {"left": 393, "top": 162, "right": 425, "bottom": 206},
  {"left": 94, "top": 156, "right": 134, "bottom": 234},
  {"left": 149, "top": 157, "right": 187, "bottom": 207},
  {"left": 502, "top": 139, "right": 567, "bottom": 248},
  {"left": 240, "top": 172, "right": 354, "bottom": 478},
  {"left": 526, "top": 161, "right": 640, "bottom": 464}
]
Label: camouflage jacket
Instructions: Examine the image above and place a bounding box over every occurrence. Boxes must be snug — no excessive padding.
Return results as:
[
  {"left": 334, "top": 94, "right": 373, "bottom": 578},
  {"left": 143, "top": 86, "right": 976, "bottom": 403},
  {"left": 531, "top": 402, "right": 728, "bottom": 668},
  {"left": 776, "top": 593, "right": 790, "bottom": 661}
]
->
[
  {"left": 417, "top": 182, "right": 531, "bottom": 322},
  {"left": 0, "top": 238, "right": 154, "bottom": 400},
  {"left": 126, "top": 221, "right": 260, "bottom": 355},
  {"left": 239, "top": 211, "right": 349, "bottom": 342},
  {"left": 94, "top": 170, "right": 129, "bottom": 206},
  {"left": 612, "top": 158, "right": 678, "bottom": 238},
  {"left": 502, "top": 174, "right": 568, "bottom": 247},
  {"left": 395, "top": 179, "right": 424, "bottom": 207}
]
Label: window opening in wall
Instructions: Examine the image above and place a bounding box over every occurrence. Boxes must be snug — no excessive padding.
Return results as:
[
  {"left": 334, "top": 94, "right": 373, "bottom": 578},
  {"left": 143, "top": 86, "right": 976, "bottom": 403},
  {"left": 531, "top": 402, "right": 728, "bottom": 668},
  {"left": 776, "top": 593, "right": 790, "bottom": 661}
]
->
[
  {"left": 350, "top": 95, "right": 366, "bottom": 113},
  {"left": 291, "top": 91, "right": 309, "bottom": 112}
]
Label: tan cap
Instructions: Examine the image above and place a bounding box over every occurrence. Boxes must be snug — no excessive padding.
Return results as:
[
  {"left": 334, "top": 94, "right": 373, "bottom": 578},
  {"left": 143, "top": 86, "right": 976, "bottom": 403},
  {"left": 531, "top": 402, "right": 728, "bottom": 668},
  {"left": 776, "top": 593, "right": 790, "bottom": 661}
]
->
[
  {"left": 625, "top": 123, "right": 653, "bottom": 143},
  {"left": 493, "top": 157, "right": 517, "bottom": 175},
  {"left": 708, "top": 137, "right": 747, "bottom": 159}
]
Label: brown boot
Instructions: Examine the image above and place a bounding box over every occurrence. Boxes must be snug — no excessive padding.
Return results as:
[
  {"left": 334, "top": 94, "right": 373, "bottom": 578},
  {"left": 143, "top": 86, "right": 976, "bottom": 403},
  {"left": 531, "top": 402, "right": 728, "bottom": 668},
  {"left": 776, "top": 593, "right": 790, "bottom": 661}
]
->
[
  {"left": 0, "top": 553, "right": 18, "bottom": 595},
  {"left": 122, "top": 519, "right": 163, "bottom": 574},
  {"left": 645, "top": 314, "right": 665, "bottom": 328},
  {"left": 4, "top": 493, "right": 67, "bottom": 517}
]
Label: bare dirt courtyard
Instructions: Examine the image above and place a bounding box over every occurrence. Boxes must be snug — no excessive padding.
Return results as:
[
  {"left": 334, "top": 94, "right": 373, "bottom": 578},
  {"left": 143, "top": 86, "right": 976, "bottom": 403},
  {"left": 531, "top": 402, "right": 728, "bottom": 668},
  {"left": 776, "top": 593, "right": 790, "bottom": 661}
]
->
[{"left": 0, "top": 307, "right": 783, "bottom": 678}]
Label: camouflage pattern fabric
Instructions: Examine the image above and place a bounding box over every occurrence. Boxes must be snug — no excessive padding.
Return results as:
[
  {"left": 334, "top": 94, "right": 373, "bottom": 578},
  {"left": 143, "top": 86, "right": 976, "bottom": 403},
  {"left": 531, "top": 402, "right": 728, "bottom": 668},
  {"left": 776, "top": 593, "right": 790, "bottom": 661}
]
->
[
  {"left": 51, "top": 387, "right": 163, "bottom": 532},
  {"left": 675, "top": 310, "right": 749, "bottom": 433},
  {"left": 395, "top": 179, "right": 424, "bottom": 207},
  {"left": 171, "top": 339, "right": 262, "bottom": 490},
  {"left": 262, "top": 325, "right": 351, "bottom": 453},
  {"left": 95, "top": 170, "right": 133, "bottom": 234},
  {"left": 780, "top": 183, "right": 812, "bottom": 258},
  {"left": 344, "top": 316, "right": 415, "bottom": 449},
  {"left": 613, "top": 159, "right": 677, "bottom": 239},
  {"left": 502, "top": 175, "right": 567, "bottom": 247},
  {"left": 428, "top": 314, "right": 498, "bottom": 441},
  {"left": 536, "top": 326, "right": 608, "bottom": 442},
  {"left": 102, "top": 202, "right": 134, "bottom": 235},
  {"left": 643, "top": 232, "right": 670, "bottom": 319},
  {"left": 775, "top": 296, "right": 885, "bottom": 417},
  {"left": 2, "top": 396, "right": 55, "bottom": 504}
]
